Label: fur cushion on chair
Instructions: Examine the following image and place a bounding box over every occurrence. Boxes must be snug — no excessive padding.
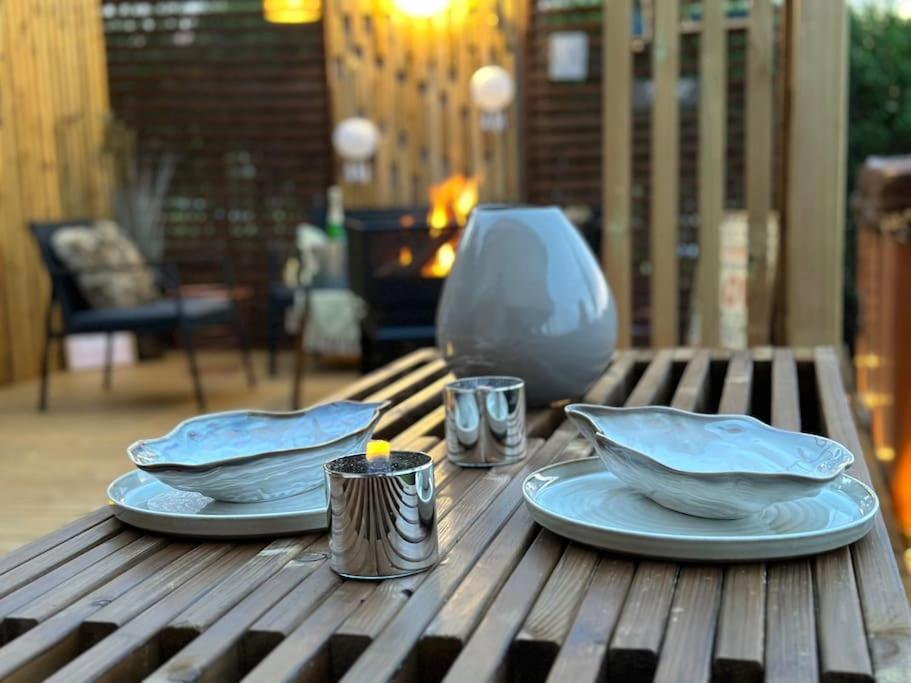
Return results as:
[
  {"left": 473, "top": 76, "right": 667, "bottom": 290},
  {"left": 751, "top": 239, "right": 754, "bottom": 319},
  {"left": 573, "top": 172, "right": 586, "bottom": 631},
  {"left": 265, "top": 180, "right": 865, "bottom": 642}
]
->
[{"left": 51, "top": 220, "right": 159, "bottom": 309}]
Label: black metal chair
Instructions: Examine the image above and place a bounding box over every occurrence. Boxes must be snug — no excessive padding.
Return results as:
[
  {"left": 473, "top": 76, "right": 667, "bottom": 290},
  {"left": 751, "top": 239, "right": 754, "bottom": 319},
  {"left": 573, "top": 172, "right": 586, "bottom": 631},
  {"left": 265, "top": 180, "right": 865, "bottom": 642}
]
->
[{"left": 30, "top": 219, "right": 255, "bottom": 411}]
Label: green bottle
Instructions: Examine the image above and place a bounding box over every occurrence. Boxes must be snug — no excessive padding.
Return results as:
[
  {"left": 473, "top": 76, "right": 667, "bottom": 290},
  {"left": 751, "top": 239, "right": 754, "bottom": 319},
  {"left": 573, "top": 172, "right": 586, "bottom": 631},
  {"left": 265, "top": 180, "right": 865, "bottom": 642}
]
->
[{"left": 326, "top": 185, "right": 345, "bottom": 241}]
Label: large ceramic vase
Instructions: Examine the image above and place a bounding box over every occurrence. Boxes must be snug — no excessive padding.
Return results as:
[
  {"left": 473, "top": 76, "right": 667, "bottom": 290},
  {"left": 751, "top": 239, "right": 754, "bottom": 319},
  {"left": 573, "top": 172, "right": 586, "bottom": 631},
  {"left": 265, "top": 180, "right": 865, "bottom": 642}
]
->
[{"left": 436, "top": 205, "right": 618, "bottom": 407}]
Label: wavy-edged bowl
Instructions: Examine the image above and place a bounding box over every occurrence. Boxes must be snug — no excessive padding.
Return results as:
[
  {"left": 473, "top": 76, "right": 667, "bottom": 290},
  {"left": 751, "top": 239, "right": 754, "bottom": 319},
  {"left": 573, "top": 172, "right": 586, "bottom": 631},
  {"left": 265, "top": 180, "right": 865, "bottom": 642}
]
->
[
  {"left": 128, "top": 400, "right": 389, "bottom": 503},
  {"left": 564, "top": 404, "right": 854, "bottom": 519}
]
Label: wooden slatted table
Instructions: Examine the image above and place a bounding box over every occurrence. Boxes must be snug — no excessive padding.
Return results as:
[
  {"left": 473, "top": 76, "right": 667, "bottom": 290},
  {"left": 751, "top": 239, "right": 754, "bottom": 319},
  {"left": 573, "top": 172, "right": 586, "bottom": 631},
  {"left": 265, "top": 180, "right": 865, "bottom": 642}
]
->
[{"left": 0, "top": 347, "right": 909, "bottom": 682}]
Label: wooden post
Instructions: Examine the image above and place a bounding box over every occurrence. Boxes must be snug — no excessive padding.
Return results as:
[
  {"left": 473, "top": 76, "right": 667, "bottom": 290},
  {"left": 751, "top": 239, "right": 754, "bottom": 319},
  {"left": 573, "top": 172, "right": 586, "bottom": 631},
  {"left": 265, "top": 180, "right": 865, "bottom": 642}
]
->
[
  {"left": 602, "top": 0, "right": 633, "bottom": 348},
  {"left": 783, "top": 0, "right": 848, "bottom": 346},
  {"left": 697, "top": 0, "right": 725, "bottom": 347},
  {"left": 650, "top": 0, "right": 680, "bottom": 347},
  {"left": 745, "top": 0, "right": 775, "bottom": 346}
]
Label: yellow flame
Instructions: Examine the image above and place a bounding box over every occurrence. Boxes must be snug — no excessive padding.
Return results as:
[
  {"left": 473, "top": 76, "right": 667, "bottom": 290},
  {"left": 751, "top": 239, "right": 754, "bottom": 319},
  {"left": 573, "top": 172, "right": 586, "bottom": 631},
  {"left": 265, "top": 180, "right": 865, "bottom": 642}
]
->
[
  {"left": 366, "top": 440, "right": 391, "bottom": 460},
  {"left": 427, "top": 172, "right": 479, "bottom": 230},
  {"left": 454, "top": 176, "right": 479, "bottom": 226},
  {"left": 263, "top": 0, "right": 321, "bottom": 23},
  {"left": 421, "top": 240, "right": 457, "bottom": 278},
  {"left": 398, "top": 246, "right": 413, "bottom": 267}
]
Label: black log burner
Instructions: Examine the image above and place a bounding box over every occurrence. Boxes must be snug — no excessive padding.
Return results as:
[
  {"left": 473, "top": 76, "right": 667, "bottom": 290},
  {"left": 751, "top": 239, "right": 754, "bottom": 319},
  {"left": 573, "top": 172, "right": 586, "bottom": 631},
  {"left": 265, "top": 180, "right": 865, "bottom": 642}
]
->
[{"left": 346, "top": 208, "right": 460, "bottom": 370}]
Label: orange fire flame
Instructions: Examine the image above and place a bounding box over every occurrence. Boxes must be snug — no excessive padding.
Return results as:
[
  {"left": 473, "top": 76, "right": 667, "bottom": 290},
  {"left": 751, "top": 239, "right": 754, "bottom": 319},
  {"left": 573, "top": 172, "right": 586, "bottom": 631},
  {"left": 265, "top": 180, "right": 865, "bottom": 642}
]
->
[
  {"left": 419, "top": 173, "right": 478, "bottom": 277},
  {"left": 427, "top": 173, "right": 479, "bottom": 231},
  {"left": 421, "top": 240, "right": 457, "bottom": 278}
]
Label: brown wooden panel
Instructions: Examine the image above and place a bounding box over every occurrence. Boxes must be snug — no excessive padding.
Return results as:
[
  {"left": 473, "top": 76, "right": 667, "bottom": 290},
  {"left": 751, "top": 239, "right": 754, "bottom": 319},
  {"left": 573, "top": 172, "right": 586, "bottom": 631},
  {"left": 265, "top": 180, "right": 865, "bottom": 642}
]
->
[
  {"left": 602, "top": 0, "right": 633, "bottom": 347},
  {"left": 0, "top": 0, "right": 111, "bottom": 384},
  {"left": 698, "top": 0, "right": 726, "bottom": 346},
  {"left": 102, "top": 0, "right": 332, "bottom": 347},
  {"left": 746, "top": 0, "right": 775, "bottom": 345}
]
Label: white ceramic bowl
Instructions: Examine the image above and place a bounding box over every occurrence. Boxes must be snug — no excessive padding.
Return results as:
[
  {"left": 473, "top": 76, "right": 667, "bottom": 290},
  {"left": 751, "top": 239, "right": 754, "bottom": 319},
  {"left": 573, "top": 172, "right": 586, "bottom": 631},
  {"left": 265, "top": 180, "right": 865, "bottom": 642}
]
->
[
  {"left": 565, "top": 404, "right": 854, "bottom": 519},
  {"left": 127, "top": 400, "right": 389, "bottom": 503}
]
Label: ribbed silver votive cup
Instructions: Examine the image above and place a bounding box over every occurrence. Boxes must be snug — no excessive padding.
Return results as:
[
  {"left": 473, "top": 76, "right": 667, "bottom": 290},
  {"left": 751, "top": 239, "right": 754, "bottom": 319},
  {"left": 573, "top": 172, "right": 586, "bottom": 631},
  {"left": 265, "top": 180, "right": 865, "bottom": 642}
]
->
[
  {"left": 444, "top": 376, "right": 527, "bottom": 467},
  {"left": 325, "top": 451, "right": 439, "bottom": 579}
]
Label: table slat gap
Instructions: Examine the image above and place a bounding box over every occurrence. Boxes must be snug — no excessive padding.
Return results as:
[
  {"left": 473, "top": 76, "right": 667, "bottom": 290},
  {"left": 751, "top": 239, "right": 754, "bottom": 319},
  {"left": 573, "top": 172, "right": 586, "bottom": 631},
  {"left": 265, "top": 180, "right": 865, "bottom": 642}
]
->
[
  {"left": 763, "top": 348, "right": 820, "bottom": 683},
  {"left": 713, "top": 352, "right": 766, "bottom": 681},
  {"left": 815, "top": 347, "right": 911, "bottom": 680}
]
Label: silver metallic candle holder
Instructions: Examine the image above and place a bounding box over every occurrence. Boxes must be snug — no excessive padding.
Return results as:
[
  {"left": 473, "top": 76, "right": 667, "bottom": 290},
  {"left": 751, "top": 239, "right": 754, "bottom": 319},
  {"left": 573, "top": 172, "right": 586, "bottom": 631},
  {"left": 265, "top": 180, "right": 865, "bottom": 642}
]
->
[
  {"left": 444, "top": 376, "right": 527, "bottom": 467},
  {"left": 325, "top": 451, "right": 439, "bottom": 579}
]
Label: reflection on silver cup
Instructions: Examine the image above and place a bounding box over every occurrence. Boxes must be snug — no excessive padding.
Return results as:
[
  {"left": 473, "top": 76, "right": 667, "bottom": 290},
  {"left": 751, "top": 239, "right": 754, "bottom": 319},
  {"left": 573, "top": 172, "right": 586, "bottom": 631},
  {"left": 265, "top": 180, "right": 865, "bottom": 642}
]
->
[
  {"left": 444, "top": 376, "right": 527, "bottom": 467},
  {"left": 325, "top": 451, "right": 438, "bottom": 579}
]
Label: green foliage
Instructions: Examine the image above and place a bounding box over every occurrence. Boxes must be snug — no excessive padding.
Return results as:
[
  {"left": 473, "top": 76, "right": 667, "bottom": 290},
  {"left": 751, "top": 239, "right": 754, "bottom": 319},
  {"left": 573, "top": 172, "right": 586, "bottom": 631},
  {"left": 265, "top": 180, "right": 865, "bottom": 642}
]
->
[{"left": 849, "top": 7, "right": 911, "bottom": 189}]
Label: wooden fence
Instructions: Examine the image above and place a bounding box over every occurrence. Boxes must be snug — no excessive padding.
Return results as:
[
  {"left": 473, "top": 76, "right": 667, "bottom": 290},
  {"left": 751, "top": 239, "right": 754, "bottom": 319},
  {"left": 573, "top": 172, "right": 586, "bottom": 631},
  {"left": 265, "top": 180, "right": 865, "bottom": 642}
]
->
[
  {"left": 0, "top": 0, "right": 112, "bottom": 385},
  {"left": 323, "top": 0, "right": 524, "bottom": 207},
  {"left": 594, "top": 0, "right": 846, "bottom": 348},
  {"left": 102, "top": 0, "right": 332, "bottom": 346}
]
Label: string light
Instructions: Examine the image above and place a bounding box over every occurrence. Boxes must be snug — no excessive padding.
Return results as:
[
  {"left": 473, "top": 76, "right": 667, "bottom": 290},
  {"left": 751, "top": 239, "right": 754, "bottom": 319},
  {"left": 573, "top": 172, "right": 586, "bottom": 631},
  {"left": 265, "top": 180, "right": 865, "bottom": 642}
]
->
[
  {"left": 263, "top": 0, "right": 321, "bottom": 24},
  {"left": 393, "top": 0, "right": 452, "bottom": 18}
]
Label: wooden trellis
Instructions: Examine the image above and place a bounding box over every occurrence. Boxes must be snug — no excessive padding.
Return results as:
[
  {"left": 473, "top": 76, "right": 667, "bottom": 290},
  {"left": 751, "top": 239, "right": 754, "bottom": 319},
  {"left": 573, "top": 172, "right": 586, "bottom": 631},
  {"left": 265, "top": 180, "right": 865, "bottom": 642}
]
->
[
  {"left": 0, "top": 0, "right": 112, "bottom": 385},
  {"left": 323, "top": 0, "right": 524, "bottom": 208}
]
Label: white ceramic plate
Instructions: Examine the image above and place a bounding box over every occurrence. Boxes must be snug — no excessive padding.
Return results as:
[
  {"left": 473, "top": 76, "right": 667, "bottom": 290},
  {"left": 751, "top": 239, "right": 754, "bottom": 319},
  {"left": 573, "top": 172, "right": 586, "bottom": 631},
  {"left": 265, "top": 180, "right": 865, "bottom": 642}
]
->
[
  {"left": 522, "top": 458, "right": 878, "bottom": 561},
  {"left": 107, "top": 470, "right": 328, "bottom": 538}
]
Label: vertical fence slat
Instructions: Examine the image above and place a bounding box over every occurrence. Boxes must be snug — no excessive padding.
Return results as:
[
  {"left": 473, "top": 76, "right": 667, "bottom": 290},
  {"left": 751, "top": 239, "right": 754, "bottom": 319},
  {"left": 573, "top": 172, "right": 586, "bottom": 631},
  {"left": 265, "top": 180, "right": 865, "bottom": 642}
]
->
[
  {"left": 783, "top": 0, "right": 848, "bottom": 345},
  {"left": 698, "top": 0, "right": 725, "bottom": 347},
  {"left": 602, "top": 0, "right": 633, "bottom": 348},
  {"left": 746, "top": 0, "right": 774, "bottom": 345},
  {"left": 650, "top": 0, "right": 680, "bottom": 347}
]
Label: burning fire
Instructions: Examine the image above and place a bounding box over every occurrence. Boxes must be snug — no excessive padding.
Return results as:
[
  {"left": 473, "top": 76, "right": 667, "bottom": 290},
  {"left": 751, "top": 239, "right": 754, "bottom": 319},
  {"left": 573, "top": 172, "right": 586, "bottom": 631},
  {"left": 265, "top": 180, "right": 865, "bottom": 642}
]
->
[
  {"left": 421, "top": 241, "right": 456, "bottom": 278},
  {"left": 427, "top": 173, "right": 479, "bottom": 232},
  {"left": 422, "top": 173, "right": 479, "bottom": 277},
  {"left": 395, "top": 173, "right": 479, "bottom": 278}
]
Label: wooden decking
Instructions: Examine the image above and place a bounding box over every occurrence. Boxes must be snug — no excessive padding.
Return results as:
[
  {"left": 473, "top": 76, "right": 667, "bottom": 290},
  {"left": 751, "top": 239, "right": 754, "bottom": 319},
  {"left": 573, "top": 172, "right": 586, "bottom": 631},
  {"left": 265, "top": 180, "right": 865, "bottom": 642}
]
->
[{"left": 0, "top": 351, "right": 356, "bottom": 554}]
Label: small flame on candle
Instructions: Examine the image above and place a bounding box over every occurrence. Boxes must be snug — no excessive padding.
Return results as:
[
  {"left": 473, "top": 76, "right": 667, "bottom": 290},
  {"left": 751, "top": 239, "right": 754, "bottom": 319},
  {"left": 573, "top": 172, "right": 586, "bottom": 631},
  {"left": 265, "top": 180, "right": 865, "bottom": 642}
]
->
[{"left": 366, "top": 440, "right": 392, "bottom": 473}]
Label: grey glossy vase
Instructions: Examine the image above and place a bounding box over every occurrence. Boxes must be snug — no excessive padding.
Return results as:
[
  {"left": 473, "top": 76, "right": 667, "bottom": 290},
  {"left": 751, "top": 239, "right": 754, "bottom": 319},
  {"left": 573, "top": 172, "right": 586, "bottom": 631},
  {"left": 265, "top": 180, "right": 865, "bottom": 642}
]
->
[{"left": 436, "top": 205, "right": 618, "bottom": 407}]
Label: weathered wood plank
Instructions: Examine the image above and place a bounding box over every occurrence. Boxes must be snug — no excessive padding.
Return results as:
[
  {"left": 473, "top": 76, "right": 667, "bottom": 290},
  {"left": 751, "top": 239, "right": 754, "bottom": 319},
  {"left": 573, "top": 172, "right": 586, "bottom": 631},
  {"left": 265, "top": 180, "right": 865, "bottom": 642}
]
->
[
  {"left": 0, "top": 507, "right": 114, "bottom": 578},
  {"left": 241, "top": 580, "right": 375, "bottom": 683},
  {"left": 364, "top": 358, "right": 449, "bottom": 404},
  {"left": 0, "top": 534, "right": 162, "bottom": 629},
  {"left": 375, "top": 376, "right": 450, "bottom": 438},
  {"left": 160, "top": 535, "right": 320, "bottom": 657},
  {"left": 322, "top": 348, "right": 439, "bottom": 403},
  {"left": 746, "top": 0, "right": 775, "bottom": 345},
  {"left": 510, "top": 543, "right": 599, "bottom": 681},
  {"left": 650, "top": 0, "right": 680, "bottom": 347},
  {"left": 608, "top": 349, "right": 701, "bottom": 679},
  {"left": 784, "top": 0, "right": 848, "bottom": 345},
  {"left": 653, "top": 566, "right": 723, "bottom": 683},
  {"left": 815, "top": 347, "right": 911, "bottom": 681},
  {"left": 441, "top": 531, "right": 565, "bottom": 683},
  {"left": 0, "top": 531, "right": 140, "bottom": 620},
  {"left": 763, "top": 348, "right": 819, "bottom": 683},
  {"left": 0, "top": 544, "right": 194, "bottom": 682},
  {"left": 602, "top": 0, "right": 633, "bottom": 347},
  {"left": 78, "top": 543, "right": 236, "bottom": 645},
  {"left": 711, "top": 352, "right": 765, "bottom": 681},
  {"left": 418, "top": 505, "right": 540, "bottom": 682},
  {"left": 698, "top": 0, "right": 726, "bottom": 346},
  {"left": 0, "top": 518, "right": 123, "bottom": 600},
  {"left": 544, "top": 558, "right": 635, "bottom": 682},
  {"left": 608, "top": 561, "right": 678, "bottom": 680},
  {"left": 46, "top": 546, "right": 260, "bottom": 682},
  {"left": 147, "top": 543, "right": 330, "bottom": 683}
]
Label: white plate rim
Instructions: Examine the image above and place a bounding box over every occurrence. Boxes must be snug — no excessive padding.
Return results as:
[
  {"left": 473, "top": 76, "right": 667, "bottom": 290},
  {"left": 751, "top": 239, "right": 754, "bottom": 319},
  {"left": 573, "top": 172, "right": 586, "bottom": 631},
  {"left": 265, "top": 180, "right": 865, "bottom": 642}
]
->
[
  {"left": 107, "top": 470, "right": 328, "bottom": 535},
  {"left": 522, "top": 457, "right": 878, "bottom": 556}
]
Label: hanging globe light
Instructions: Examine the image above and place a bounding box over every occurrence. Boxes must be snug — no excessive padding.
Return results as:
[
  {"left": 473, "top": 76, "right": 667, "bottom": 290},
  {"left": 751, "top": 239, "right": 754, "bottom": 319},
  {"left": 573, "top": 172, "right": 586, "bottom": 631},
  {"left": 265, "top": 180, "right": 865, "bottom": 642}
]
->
[
  {"left": 333, "top": 117, "right": 380, "bottom": 183},
  {"left": 263, "top": 0, "right": 322, "bottom": 24},
  {"left": 470, "top": 65, "right": 515, "bottom": 133}
]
